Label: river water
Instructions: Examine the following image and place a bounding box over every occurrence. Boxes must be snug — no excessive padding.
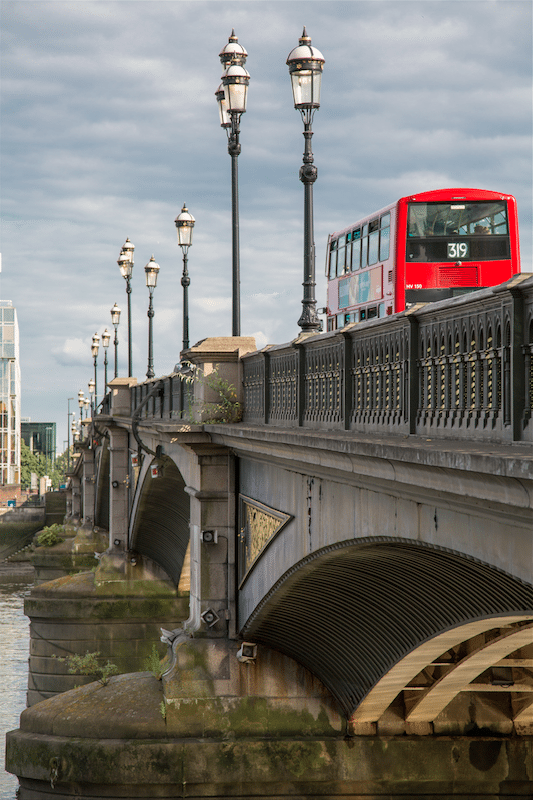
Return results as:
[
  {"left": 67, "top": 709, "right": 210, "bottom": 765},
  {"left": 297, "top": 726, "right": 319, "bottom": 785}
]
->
[{"left": 0, "top": 566, "right": 33, "bottom": 800}]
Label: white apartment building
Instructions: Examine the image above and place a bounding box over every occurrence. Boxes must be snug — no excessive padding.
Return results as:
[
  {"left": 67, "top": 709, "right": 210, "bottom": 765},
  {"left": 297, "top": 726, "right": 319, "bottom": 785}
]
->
[{"left": 0, "top": 301, "right": 21, "bottom": 484}]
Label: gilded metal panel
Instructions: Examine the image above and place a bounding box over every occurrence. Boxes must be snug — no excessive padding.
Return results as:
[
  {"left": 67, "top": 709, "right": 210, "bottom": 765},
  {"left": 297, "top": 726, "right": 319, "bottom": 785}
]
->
[{"left": 238, "top": 494, "right": 292, "bottom": 586}]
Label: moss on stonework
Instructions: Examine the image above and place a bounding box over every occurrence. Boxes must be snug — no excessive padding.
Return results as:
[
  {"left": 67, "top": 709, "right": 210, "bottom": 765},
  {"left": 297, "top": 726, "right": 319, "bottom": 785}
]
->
[{"left": 94, "top": 579, "right": 176, "bottom": 597}]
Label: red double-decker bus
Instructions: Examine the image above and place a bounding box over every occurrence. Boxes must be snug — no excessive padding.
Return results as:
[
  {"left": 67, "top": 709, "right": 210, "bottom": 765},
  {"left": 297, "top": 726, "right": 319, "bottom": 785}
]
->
[{"left": 325, "top": 188, "right": 521, "bottom": 331}]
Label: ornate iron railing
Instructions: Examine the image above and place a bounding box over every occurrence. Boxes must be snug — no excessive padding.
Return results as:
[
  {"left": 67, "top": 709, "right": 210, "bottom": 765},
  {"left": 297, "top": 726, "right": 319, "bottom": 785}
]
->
[
  {"left": 243, "top": 275, "right": 533, "bottom": 443},
  {"left": 100, "top": 276, "right": 532, "bottom": 444},
  {"left": 130, "top": 374, "right": 192, "bottom": 421}
]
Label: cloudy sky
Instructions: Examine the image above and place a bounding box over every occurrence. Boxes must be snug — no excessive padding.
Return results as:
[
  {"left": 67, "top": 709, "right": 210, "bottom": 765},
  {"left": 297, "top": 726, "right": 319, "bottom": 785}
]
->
[{"left": 2, "top": 0, "right": 532, "bottom": 451}]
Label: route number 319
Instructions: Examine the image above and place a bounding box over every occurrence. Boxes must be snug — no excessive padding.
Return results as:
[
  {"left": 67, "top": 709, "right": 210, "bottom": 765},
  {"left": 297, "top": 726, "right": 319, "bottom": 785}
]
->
[{"left": 447, "top": 242, "right": 469, "bottom": 259}]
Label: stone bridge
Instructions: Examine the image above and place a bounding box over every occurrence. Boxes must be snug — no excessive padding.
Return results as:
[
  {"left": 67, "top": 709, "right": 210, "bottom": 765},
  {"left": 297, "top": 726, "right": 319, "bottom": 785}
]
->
[
  {"left": 7, "top": 275, "right": 533, "bottom": 797},
  {"left": 79, "top": 274, "right": 533, "bottom": 731}
]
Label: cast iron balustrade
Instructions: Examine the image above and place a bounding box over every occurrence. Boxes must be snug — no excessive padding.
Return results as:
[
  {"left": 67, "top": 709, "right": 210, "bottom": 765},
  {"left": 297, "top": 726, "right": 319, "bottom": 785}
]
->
[
  {"left": 242, "top": 275, "right": 533, "bottom": 443},
  {"left": 95, "top": 276, "right": 532, "bottom": 444},
  {"left": 129, "top": 374, "right": 192, "bottom": 421}
]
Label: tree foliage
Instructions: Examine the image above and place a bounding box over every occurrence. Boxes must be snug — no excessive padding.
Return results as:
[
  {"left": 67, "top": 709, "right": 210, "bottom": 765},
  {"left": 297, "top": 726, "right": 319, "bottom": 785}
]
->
[{"left": 20, "top": 441, "right": 76, "bottom": 490}]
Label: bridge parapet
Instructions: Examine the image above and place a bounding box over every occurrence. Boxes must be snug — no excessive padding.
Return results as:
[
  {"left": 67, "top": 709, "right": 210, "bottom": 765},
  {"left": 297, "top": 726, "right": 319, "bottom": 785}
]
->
[
  {"left": 243, "top": 274, "right": 533, "bottom": 443},
  {"left": 128, "top": 336, "right": 257, "bottom": 423}
]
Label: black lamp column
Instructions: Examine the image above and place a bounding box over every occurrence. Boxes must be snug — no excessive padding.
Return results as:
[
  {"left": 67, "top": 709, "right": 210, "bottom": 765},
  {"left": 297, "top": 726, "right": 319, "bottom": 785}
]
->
[
  {"left": 117, "top": 238, "right": 134, "bottom": 376},
  {"left": 91, "top": 333, "right": 100, "bottom": 409},
  {"left": 101, "top": 329, "right": 110, "bottom": 393},
  {"left": 67, "top": 397, "right": 74, "bottom": 471},
  {"left": 88, "top": 378, "right": 95, "bottom": 418},
  {"left": 174, "top": 204, "right": 195, "bottom": 352},
  {"left": 216, "top": 31, "right": 250, "bottom": 337},
  {"left": 144, "top": 256, "right": 160, "bottom": 379},
  {"left": 286, "top": 29, "right": 325, "bottom": 333},
  {"left": 78, "top": 389, "right": 85, "bottom": 421},
  {"left": 110, "top": 303, "right": 121, "bottom": 378}
]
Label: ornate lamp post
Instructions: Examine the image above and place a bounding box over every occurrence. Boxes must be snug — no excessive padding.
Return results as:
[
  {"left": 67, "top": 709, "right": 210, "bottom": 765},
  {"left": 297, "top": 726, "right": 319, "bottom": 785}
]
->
[
  {"left": 117, "top": 238, "right": 134, "bottom": 376},
  {"left": 101, "top": 329, "right": 111, "bottom": 393},
  {"left": 286, "top": 28, "right": 325, "bottom": 333},
  {"left": 78, "top": 390, "right": 85, "bottom": 420},
  {"left": 88, "top": 378, "right": 95, "bottom": 418},
  {"left": 91, "top": 333, "right": 100, "bottom": 409},
  {"left": 216, "top": 30, "right": 250, "bottom": 336},
  {"left": 110, "top": 303, "right": 121, "bottom": 378},
  {"left": 67, "top": 397, "right": 74, "bottom": 472},
  {"left": 144, "top": 256, "right": 160, "bottom": 379},
  {"left": 174, "top": 204, "right": 195, "bottom": 352}
]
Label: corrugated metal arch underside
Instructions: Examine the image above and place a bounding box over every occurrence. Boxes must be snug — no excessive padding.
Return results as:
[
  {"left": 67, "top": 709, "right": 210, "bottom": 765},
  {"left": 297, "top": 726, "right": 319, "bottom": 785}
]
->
[
  {"left": 241, "top": 538, "right": 533, "bottom": 719},
  {"left": 131, "top": 455, "right": 189, "bottom": 585},
  {"left": 95, "top": 443, "right": 110, "bottom": 530}
]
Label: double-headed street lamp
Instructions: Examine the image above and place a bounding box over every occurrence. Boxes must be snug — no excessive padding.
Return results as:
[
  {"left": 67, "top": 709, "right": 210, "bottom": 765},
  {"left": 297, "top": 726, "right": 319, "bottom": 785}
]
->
[
  {"left": 110, "top": 303, "right": 121, "bottom": 378},
  {"left": 144, "top": 256, "right": 160, "bottom": 379},
  {"left": 216, "top": 30, "right": 250, "bottom": 337},
  {"left": 117, "top": 238, "right": 134, "bottom": 376},
  {"left": 91, "top": 333, "right": 100, "bottom": 408},
  {"left": 174, "top": 204, "right": 195, "bottom": 352},
  {"left": 286, "top": 28, "right": 325, "bottom": 333}
]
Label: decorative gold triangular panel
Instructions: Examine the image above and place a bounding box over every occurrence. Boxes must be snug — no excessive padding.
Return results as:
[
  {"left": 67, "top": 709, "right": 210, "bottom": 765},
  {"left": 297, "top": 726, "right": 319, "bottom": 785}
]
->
[{"left": 238, "top": 495, "right": 292, "bottom": 586}]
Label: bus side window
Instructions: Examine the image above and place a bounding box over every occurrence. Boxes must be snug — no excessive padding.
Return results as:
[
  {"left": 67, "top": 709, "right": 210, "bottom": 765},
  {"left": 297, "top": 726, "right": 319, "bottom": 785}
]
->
[
  {"left": 360, "top": 309, "right": 366, "bottom": 321},
  {"left": 337, "top": 244, "right": 346, "bottom": 277},
  {"left": 380, "top": 213, "right": 390, "bottom": 261},
  {"left": 327, "top": 317, "right": 336, "bottom": 332},
  {"left": 345, "top": 242, "right": 352, "bottom": 273},
  {"left": 328, "top": 252, "right": 336, "bottom": 279},
  {"left": 329, "top": 239, "right": 338, "bottom": 279},
  {"left": 352, "top": 237, "right": 361, "bottom": 270},
  {"left": 368, "top": 231, "right": 379, "bottom": 265},
  {"left": 367, "top": 306, "right": 378, "bottom": 320}
]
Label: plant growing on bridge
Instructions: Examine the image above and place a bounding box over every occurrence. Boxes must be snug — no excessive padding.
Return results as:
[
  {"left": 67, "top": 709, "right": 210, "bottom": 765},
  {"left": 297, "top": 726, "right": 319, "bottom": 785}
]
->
[
  {"left": 177, "top": 363, "right": 242, "bottom": 423},
  {"left": 36, "top": 524, "right": 64, "bottom": 547},
  {"left": 54, "top": 651, "right": 120, "bottom": 686},
  {"left": 144, "top": 643, "right": 164, "bottom": 680}
]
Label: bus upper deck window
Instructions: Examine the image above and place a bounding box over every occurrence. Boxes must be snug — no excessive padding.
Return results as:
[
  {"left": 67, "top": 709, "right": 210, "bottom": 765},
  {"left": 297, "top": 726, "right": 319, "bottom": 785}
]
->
[
  {"left": 352, "top": 229, "right": 362, "bottom": 270},
  {"left": 368, "top": 229, "right": 379, "bottom": 265},
  {"left": 380, "top": 226, "right": 390, "bottom": 261},
  {"left": 337, "top": 242, "right": 346, "bottom": 277},
  {"left": 329, "top": 239, "right": 338, "bottom": 279}
]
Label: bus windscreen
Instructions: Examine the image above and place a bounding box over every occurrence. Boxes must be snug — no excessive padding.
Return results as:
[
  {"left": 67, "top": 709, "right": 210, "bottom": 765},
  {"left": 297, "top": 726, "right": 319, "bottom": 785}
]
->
[{"left": 406, "top": 201, "right": 510, "bottom": 262}]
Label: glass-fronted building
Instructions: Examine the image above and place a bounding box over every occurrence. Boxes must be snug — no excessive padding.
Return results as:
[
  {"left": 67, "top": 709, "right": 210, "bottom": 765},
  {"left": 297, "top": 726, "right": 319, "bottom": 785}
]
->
[
  {"left": 0, "top": 301, "right": 21, "bottom": 484},
  {"left": 21, "top": 420, "right": 56, "bottom": 462}
]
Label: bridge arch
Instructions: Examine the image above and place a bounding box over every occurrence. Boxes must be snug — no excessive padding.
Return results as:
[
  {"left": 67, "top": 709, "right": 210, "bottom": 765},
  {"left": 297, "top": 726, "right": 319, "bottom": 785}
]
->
[
  {"left": 94, "top": 440, "right": 110, "bottom": 530},
  {"left": 129, "top": 454, "right": 189, "bottom": 585},
  {"left": 242, "top": 538, "right": 533, "bottom": 720}
]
